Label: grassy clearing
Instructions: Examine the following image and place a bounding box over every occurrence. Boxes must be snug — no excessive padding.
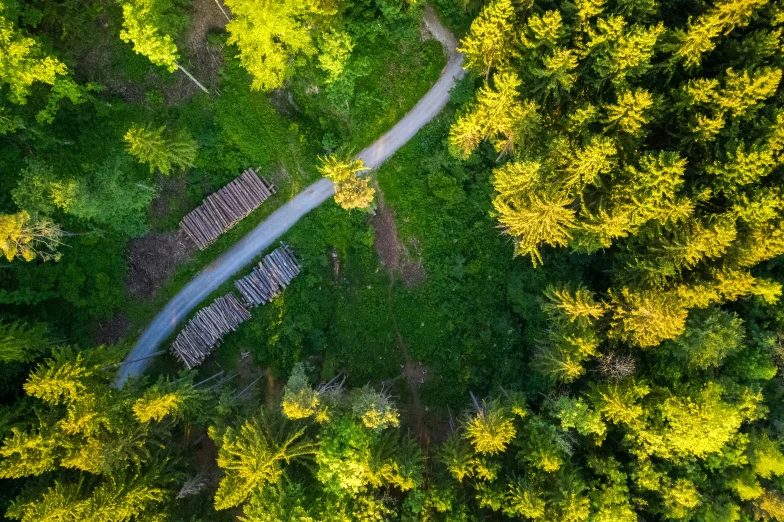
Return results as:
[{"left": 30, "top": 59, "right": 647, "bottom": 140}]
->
[
  {"left": 291, "top": 36, "right": 447, "bottom": 152},
  {"left": 121, "top": 30, "right": 447, "bottom": 379},
  {"left": 149, "top": 105, "right": 583, "bottom": 417}
]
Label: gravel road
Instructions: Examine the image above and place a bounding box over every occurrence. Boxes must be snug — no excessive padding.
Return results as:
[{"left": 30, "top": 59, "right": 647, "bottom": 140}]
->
[{"left": 116, "top": 9, "right": 464, "bottom": 387}]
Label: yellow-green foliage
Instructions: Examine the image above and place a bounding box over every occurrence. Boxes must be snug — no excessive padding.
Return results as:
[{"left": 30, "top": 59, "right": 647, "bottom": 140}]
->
[
  {"left": 755, "top": 490, "right": 784, "bottom": 520},
  {"left": 464, "top": 404, "right": 516, "bottom": 455},
  {"left": 674, "top": 0, "right": 769, "bottom": 67},
  {"left": 0, "top": 7, "right": 73, "bottom": 106},
  {"left": 319, "top": 154, "right": 375, "bottom": 211},
  {"left": 661, "top": 479, "right": 701, "bottom": 519},
  {"left": 749, "top": 434, "right": 784, "bottom": 479},
  {"left": 609, "top": 288, "right": 688, "bottom": 348},
  {"left": 282, "top": 390, "right": 320, "bottom": 420},
  {"left": 603, "top": 88, "right": 654, "bottom": 136},
  {"left": 458, "top": 0, "right": 517, "bottom": 76},
  {"left": 281, "top": 363, "right": 322, "bottom": 420},
  {"left": 535, "top": 285, "right": 604, "bottom": 382},
  {"left": 5, "top": 477, "right": 166, "bottom": 522},
  {"left": 119, "top": 0, "right": 179, "bottom": 71},
  {"left": 23, "top": 350, "right": 91, "bottom": 404},
  {"left": 318, "top": 28, "right": 354, "bottom": 84},
  {"left": 0, "top": 211, "right": 62, "bottom": 262},
  {"left": 450, "top": 0, "right": 784, "bottom": 354},
  {"left": 0, "top": 429, "right": 58, "bottom": 478},
  {"left": 212, "top": 415, "right": 316, "bottom": 510},
  {"left": 449, "top": 71, "right": 539, "bottom": 159},
  {"left": 124, "top": 124, "right": 197, "bottom": 175},
  {"left": 224, "top": 0, "right": 320, "bottom": 91},
  {"left": 133, "top": 392, "right": 183, "bottom": 423},
  {"left": 350, "top": 386, "right": 399, "bottom": 430},
  {"left": 658, "top": 383, "right": 761, "bottom": 459}
]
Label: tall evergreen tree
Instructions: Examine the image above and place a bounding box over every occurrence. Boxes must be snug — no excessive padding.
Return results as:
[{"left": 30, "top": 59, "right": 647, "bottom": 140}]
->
[{"left": 124, "top": 123, "right": 197, "bottom": 176}]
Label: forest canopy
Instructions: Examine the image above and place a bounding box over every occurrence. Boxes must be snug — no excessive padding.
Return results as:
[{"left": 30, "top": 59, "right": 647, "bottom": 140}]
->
[{"left": 1, "top": 0, "right": 784, "bottom": 520}]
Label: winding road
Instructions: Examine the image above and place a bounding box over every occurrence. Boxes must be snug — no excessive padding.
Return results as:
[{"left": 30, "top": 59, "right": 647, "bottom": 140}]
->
[{"left": 115, "top": 8, "right": 464, "bottom": 387}]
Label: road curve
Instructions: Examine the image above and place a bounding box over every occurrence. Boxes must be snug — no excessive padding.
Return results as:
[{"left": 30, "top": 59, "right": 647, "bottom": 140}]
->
[{"left": 115, "top": 8, "right": 464, "bottom": 387}]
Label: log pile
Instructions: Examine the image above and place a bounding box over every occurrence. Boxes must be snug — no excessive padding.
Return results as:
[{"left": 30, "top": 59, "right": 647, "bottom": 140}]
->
[
  {"left": 235, "top": 245, "right": 301, "bottom": 307},
  {"left": 171, "top": 293, "right": 251, "bottom": 369},
  {"left": 180, "top": 169, "right": 276, "bottom": 249}
]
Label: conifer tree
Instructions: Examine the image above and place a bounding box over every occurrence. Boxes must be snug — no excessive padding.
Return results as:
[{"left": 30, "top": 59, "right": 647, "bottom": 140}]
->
[
  {"left": 585, "top": 17, "right": 664, "bottom": 87},
  {"left": 609, "top": 288, "right": 688, "bottom": 347},
  {"left": 133, "top": 377, "right": 203, "bottom": 423},
  {"left": 0, "top": 348, "right": 190, "bottom": 519},
  {"left": 673, "top": 0, "right": 769, "bottom": 67},
  {"left": 350, "top": 385, "right": 399, "bottom": 430},
  {"left": 494, "top": 186, "right": 576, "bottom": 266},
  {"left": 0, "top": 320, "right": 50, "bottom": 363},
  {"left": 449, "top": 71, "right": 540, "bottom": 159},
  {"left": 603, "top": 88, "right": 654, "bottom": 136},
  {"left": 281, "top": 363, "right": 322, "bottom": 420},
  {"left": 457, "top": 0, "right": 517, "bottom": 77},
  {"left": 124, "top": 123, "right": 197, "bottom": 175},
  {"left": 212, "top": 411, "right": 317, "bottom": 510},
  {"left": 318, "top": 154, "right": 375, "bottom": 210},
  {"left": 13, "top": 156, "right": 157, "bottom": 237},
  {"left": 663, "top": 308, "right": 745, "bottom": 370},
  {"left": 463, "top": 399, "right": 517, "bottom": 455}
]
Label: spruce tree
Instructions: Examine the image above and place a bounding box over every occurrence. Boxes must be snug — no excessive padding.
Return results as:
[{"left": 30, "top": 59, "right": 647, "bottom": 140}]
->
[
  {"left": 124, "top": 124, "right": 197, "bottom": 175},
  {"left": 457, "top": 0, "right": 517, "bottom": 77}
]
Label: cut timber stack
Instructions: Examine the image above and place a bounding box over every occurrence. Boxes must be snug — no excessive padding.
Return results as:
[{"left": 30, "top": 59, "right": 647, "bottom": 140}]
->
[
  {"left": 171, "top": 293, "right": 251, "bottom": 369},
  {"left": 235, "top": 245, "right": 301, "bottom": 307},
  {"left": 180, "top": 169, "right": 276, "bottom": 249}
]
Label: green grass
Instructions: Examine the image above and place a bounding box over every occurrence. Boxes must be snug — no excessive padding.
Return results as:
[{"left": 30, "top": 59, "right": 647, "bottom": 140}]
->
[
  {"left": 121, "top": 31, "right": 450, "bottom": 382},
  {"left": 374, "top": 112, "right": 587, "bottom": 404},
  {"left": 291, "top": 36, "right": 447, "bottom": 153},
  {"left": 212, "top": 203, "right": 403, "bottom": 384},
  {"left": 146, "top": 107, "right": 583, "bottom": 415}
]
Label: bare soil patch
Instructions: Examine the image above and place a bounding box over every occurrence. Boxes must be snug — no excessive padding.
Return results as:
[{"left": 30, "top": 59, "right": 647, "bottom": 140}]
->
[
  {"left": 371, "top": 188, "right": 427, "bottom": 286},
  {"left": 329, "top": 248, "right": 341, "bottom": 283},
  {"left": 126, "top": 232, "right": 195, "bottom": 299},
  {"left": 94, "top": 313, "right": 132, "bottom": 346},
  {"left": 270, "top": 88, "right": 302, "bottom": 117},
  {"left": 404, "top": 360, "right": 430, "bottom": 386},
  {"left": 265, "top": 371, "right": 279, "bottom": 409},
  {"left": 162, "top": 0, "right": 228, "bottom": 105},
  {"left": 187, "top": 0, "right": 230, "bottom": 48},
  {"left": 395, "top": 327, "right": 431, "bottom": 447}
]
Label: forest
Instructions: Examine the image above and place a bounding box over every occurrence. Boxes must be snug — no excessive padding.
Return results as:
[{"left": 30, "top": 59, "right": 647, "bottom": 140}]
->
[{"left": 2, "top": 0, "right": 784, "bottom": 520}]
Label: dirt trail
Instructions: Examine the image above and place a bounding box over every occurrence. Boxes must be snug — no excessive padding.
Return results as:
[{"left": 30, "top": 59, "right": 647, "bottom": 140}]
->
[
  {"left": 394, "top": 322, "right": 431, "bottom": 447},
  {"left": 371, "top": 188, "right": 427, "bottom": 286},
  {"left": 116, "top": 10, "right": 465, "bottom": 388}
]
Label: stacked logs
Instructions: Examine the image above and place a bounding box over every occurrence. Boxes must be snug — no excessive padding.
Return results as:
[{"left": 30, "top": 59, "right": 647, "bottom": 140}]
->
[
  {"left": 180, "top": 169, "right": 277, "bottom": 249},
  {"left": 171, "top": 293, "right": 251, "bottom": 369},
  {"left": 234, "top": 245, "right": 301, "bottom": 307}
]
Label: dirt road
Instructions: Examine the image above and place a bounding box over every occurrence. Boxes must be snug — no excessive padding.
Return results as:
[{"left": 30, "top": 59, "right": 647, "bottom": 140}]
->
[{"left": 116, "top": 8, "right": 464, "bottom": 387}]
